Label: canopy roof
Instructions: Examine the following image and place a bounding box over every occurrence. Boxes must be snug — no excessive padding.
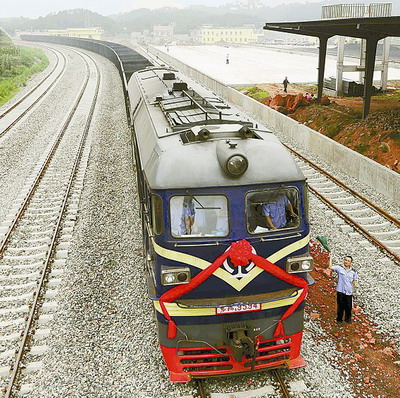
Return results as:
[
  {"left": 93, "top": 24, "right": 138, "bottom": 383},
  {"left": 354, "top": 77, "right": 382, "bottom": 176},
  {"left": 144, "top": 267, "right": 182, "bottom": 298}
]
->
[{"left": 264, "top": 16, "right": 400, "bottom": 40}]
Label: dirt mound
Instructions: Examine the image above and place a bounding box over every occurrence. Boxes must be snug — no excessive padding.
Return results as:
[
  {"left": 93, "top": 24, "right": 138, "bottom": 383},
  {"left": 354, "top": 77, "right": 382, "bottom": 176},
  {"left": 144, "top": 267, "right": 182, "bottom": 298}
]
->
[
  {"left": 242, "top": 82, "right": 400, "bottom": 173},
  {"left": 264, "top": 93, "right": 330, "bottom": 114}
]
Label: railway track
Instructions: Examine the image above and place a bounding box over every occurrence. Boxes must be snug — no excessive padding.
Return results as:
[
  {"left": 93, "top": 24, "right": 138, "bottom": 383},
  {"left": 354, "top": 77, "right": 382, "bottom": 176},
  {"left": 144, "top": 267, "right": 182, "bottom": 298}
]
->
[
  {"left": 194, "top": 369, "right": 294, "bottom": 398},
  {"left": 0, "top": 49, "right": 100, "bottom": 397},
  {"left": 285, "top": 146, "right": 400, "bottom": 264},
  {"left": 0, "top": 46, "right": 67, "bottom": 139}
]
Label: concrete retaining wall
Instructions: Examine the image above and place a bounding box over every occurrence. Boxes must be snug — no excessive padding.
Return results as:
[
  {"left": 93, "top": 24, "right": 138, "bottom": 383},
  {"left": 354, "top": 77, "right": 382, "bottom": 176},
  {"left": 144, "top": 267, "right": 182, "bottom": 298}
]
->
[{"left": 149, "top": 46, "right": 400, "bottom": 206}]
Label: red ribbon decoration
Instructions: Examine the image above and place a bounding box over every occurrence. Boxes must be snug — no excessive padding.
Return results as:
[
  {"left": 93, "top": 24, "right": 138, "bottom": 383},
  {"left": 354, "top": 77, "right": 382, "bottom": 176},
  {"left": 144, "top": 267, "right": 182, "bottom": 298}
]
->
[{"left": 159, "top": 239, "right": 308, "bottom": 339}]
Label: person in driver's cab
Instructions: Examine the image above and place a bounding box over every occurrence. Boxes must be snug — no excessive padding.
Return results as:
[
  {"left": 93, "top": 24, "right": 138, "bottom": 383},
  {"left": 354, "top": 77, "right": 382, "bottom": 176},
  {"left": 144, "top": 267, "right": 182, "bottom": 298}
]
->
[{"left": 262, "top": 194, "right": 297, "bottom": 230}]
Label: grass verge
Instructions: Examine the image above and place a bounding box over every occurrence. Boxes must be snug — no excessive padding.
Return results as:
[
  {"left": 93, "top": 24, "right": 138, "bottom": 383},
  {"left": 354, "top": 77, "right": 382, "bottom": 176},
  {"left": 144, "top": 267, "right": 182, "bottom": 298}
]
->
[{"left": 0, "top": 45, "right": 49, "bottom": 106}]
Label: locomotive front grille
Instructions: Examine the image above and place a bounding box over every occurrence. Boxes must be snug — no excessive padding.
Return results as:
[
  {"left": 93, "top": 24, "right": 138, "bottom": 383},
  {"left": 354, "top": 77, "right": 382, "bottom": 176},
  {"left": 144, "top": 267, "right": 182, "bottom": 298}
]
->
[
  {"left": 176, "top": 337, "right": 293, "bottom": 373},
  {"left": 183, "top": 365, "right": 233, "bottom": 372},
  {"left": 244, "top": 337, "right": 292, "bottom": 368},
  {"left": 178, "top": 347, "right": 232, "bottom": 373}
]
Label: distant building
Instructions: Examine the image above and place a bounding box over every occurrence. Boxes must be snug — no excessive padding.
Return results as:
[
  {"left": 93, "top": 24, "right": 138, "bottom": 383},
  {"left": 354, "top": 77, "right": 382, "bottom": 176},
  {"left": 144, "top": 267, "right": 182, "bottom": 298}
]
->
[
  {"left": 47, "top": 28, "right": 102, "bottom": 39},
  {"left": 153, "top": 25, "right": 174, "bottom": 39},
  {"left": 231, "top": 0, "right": 265, "bottom": 10},
  {"left": 197, "top": 26, "right": 259, "bottom": 44}
]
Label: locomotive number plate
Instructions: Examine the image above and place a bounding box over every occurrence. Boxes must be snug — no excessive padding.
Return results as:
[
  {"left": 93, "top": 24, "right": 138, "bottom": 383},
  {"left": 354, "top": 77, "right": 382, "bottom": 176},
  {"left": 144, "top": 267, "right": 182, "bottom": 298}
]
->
[{"left": 216, "top": 303, "right": 261, "bottom": 315}]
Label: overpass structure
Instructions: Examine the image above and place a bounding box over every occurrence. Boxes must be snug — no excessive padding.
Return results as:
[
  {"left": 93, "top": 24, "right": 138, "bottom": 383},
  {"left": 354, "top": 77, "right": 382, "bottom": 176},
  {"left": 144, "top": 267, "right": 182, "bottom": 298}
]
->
[{"left": 264, "top": 4, "right": 400, "bottom": 118}]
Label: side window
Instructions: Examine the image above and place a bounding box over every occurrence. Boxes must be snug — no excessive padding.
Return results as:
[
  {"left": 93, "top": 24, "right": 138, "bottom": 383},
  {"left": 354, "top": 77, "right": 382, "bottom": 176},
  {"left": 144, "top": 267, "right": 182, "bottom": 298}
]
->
[
  {"left": 151, "top": 194, "right": 164, "bottom": 235},
  {"left": 303, "top": 185, "right": 309, "bottom": 223},
  {"left": 170, "top": 195, "right": 229, "bottom": 238},
  {"left": 246, "top": 187, "right": 300, "bottom": 234}
]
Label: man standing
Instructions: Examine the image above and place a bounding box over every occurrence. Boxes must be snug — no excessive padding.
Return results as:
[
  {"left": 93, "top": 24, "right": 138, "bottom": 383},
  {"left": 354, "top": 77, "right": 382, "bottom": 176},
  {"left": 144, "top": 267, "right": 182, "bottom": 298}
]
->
[
  {"left": 180, "top": 196, "right": 195, "bottom": 235},
  {"left": 283, "top": 76, "right": 289, "bottom": 93},
  {"left": 328, "top": 255, "right": 358, "bottom": 323}
]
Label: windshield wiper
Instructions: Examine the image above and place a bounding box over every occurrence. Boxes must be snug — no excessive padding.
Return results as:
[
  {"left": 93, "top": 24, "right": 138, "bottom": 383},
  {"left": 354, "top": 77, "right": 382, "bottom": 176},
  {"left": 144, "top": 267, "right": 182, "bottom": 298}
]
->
[{"left": 185, "top": 190, "right": 221, "bottom": 210}]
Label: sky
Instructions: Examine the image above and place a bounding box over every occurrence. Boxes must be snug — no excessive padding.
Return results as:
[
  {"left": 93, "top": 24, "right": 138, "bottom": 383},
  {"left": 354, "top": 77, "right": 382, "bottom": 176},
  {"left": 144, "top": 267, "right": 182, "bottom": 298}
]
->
[{"left": 0, "top": 0, "right": 326, "bottom": 19}]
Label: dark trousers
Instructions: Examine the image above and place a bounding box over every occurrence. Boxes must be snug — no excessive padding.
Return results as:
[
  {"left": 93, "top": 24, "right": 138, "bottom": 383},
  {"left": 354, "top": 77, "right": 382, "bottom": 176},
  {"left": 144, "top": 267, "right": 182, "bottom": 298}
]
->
[{"left": 336, "top": 292, "right": 353, "bottom": 322}]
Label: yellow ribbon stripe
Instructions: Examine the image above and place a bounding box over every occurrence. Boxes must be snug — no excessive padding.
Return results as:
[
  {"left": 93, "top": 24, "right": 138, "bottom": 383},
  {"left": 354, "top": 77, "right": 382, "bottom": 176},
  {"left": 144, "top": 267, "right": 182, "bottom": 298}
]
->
[
  {"left": 153, "top": 289, "right": 303, "bottom": 317},
  {"left": 152, "top": 234, "right": 310, "bottom": 291}
]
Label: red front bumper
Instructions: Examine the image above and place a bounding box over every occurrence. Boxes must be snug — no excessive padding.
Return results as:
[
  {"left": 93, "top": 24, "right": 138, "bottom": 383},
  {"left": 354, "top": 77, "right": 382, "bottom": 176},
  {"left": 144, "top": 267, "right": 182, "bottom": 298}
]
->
[{"left": 161, "top": 330, "right": 306, "bottom": 382}]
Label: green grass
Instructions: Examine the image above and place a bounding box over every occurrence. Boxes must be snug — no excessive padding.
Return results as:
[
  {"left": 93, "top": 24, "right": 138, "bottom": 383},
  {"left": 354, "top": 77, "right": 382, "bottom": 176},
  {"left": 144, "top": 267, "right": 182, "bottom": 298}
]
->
[
  {"left": 355, "top": 142, "right": 369, "bottom": 154},
  {"left": 238, "top": 86, "right": 270, "bottom": 101},
  {"left": 0, "top": 45, "right": 49, "bottom": 106}
]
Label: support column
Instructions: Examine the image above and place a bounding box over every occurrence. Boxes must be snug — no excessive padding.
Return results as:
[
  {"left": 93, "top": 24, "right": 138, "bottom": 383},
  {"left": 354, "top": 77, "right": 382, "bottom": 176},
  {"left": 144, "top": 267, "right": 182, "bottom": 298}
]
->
[
  {"left": 362, "top": 36, "right": 379, "bottom": 118},
  {"left": 336, "top": 36, "right": 345, "bottom": 96},
  {"left": 381, "top": 37, "right": 390, "bottom": 91},
  {"left": 359, "top": 39, "right": 366, "bottom": 83},
  {"left": 317, "top": 35, "right": 329, "bottom": 102}
]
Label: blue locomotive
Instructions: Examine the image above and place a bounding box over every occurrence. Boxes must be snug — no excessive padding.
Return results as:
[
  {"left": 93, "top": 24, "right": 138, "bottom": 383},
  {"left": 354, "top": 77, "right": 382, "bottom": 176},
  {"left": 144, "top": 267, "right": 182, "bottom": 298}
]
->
[{"left": 128, "top": 66, "right": 313, "bottom": 382}]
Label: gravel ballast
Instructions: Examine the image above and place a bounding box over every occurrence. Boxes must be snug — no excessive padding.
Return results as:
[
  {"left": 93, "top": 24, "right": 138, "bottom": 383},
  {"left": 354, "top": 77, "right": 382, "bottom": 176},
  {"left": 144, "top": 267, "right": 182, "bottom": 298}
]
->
[{"left": 16, "top": 44, "right": 400, "bottom": 397}]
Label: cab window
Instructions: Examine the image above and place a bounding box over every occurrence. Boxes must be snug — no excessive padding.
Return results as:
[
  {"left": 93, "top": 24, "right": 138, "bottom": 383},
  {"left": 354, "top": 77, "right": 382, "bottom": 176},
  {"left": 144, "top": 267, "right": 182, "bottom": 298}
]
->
[
  {"left": 246, "top": 187, "right": 300, "bottom": 234},
  {"left": 151, "top": 194, "right": 164, "bottom": 235},
  {"left": 170, "top": 195, "right": 229, "bottom": 238}
]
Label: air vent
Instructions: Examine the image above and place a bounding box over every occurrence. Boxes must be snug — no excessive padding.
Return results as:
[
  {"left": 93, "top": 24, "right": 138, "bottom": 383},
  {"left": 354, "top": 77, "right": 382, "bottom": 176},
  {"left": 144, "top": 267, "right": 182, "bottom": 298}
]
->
[
  {"left": 163, "top": 72, "right": 175, "bottom": 80},
  {"left": 173, "top": 82, "right": 188, "bottom": 91}
]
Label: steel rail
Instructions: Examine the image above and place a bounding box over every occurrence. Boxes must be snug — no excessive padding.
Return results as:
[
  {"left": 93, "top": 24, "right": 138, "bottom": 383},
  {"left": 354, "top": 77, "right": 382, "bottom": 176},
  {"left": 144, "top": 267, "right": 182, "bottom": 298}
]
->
[
  {"left": 0, "top": 51, "right": 90, "bottom": 256},
  {"left": 0, "top": 49, "right": 67, "bottom": 139},
  {"left": 272, "top": 369, "right": 292, "bottom": 398},
  {"left": 0, "top": 47, "right": 60, "bottom": 119},
  {"left": 284, "top": 143, "right": 400, "bottom": 228},
  {"left": 4, "top": 51, "right": 101, "bottom": 398},
  {"left": 196, "top": 379, "right": 207, "bottom": 398},
  {"left": 283, "top": 144, "right": 400, "bottom": 263},
  {"left": 308, "top": 185, "right": 400, "bottom": 264}
]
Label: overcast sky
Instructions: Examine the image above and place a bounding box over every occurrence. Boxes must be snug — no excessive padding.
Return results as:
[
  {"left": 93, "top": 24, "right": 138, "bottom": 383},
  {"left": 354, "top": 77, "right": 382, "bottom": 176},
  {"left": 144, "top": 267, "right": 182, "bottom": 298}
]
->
[{"left": 1, "top": 0, "right": 326, "bottom": 19}]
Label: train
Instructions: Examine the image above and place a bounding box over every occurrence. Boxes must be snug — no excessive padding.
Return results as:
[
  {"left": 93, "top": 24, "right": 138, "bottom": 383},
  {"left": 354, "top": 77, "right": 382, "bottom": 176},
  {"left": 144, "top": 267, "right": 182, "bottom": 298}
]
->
[{"left": 127, "top": 65, "right": 313, "bottom": 382}]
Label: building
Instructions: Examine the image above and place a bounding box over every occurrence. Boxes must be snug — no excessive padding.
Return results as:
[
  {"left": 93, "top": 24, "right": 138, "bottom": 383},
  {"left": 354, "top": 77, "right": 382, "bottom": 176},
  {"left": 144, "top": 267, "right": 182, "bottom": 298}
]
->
[
  {"left": 153, "top": 25, "right": 174, "bottom": 39},
  {"left": 47, "top": 28, "right": 102, "bottom": 39},
  {"left": 198, "top": 26, "right": 259, "bottom": 44},
  {"left": 231, "top": 0, "right": 265, "bottom": 10}
]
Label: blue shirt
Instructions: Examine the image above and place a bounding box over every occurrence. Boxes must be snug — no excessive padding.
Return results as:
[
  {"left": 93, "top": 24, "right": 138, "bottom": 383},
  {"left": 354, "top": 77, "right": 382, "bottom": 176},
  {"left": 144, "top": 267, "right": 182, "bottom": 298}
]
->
[
  {"left": 262, "top": 195, "right": 290, "bottom": 229},
  {"left": 332, "top": 266, "right": 358, "bottom": 295},
  {"left": 180, "top": 199, "right": 195, "bottom": 235}
]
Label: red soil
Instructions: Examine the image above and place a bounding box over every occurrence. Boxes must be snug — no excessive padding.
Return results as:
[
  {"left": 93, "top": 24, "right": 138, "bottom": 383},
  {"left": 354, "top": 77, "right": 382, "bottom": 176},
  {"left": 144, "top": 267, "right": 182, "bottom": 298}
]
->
[
  {"left": 255, "top": 83, "right": 400, "bottom": 173},
  {"left": 308, "top": 241, "right": 400, "bottom": 398}
]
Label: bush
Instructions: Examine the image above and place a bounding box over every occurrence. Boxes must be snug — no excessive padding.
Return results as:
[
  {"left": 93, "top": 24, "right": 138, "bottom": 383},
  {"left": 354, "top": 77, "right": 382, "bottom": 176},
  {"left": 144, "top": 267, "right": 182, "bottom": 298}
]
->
[{"left": 379, "top": 143, "right": 389, "bottom": 153}]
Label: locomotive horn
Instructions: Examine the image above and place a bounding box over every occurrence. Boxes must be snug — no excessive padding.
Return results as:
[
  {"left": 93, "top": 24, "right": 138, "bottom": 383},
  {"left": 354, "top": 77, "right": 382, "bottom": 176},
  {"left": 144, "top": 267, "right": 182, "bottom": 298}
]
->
[
  {"left": 198, "top": 128, "right": 210, "bottom": 140},
  {"left": 239, "top": 126, "right": 253, "bottom": 139}
]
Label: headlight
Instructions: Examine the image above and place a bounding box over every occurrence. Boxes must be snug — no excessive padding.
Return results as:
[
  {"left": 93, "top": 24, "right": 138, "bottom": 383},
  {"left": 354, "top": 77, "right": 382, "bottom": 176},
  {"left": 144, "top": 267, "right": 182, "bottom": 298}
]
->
[
  {"left": 216, "top": 140, "right": 249, "bottom": 178},
  {"left": 227, "top": 155, "right": 248, "bottom": 176},
  {"left": 286, "top": 255, "right": 314, "bottom": 273},
  {"left": 161, "top": 267, "right": 191, "bottom": 285},
  {"left": 164, "top": 274, "right": 175, "bottom": 284}
]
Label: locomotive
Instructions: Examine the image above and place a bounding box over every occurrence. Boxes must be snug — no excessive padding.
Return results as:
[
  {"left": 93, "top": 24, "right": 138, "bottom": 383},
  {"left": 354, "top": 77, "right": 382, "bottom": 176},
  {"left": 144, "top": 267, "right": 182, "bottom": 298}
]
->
[{"left": 127, "top": 66, "right": 313, "bottom": 382}]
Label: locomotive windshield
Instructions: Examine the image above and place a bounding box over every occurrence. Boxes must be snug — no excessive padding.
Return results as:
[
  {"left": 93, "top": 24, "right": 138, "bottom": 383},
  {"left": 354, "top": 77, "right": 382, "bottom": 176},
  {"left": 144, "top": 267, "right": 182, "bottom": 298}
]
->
[
  {"left": 170, "top": 195, "right": 229, "bottom": 238},
  {"left": 246, "top": 187, "right": 300, "bottom": 234}
]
